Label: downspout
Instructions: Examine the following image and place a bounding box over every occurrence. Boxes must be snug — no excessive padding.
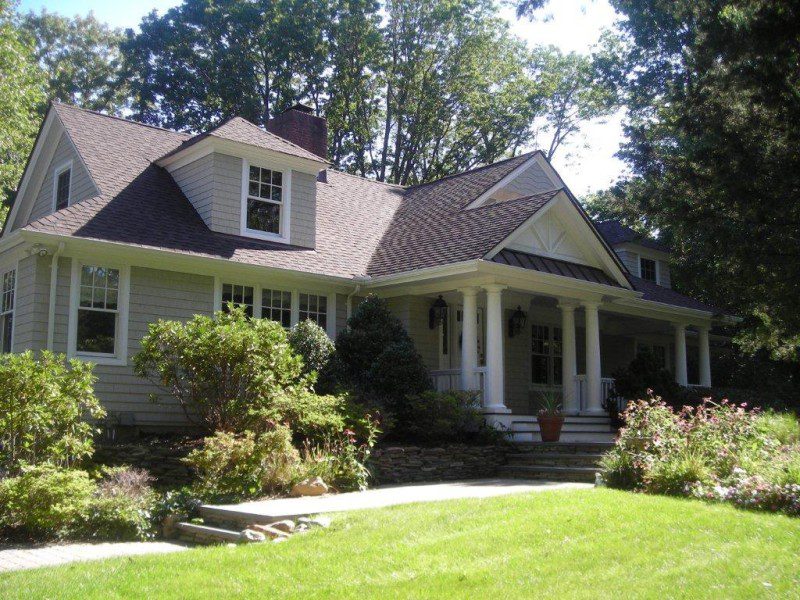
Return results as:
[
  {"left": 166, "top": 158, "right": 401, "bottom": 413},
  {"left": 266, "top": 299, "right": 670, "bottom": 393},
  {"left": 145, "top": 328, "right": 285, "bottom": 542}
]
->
[
  {"left": 346, "top": 278, "right": 370, "bottom": 320},
  {"left": 46, "top": 242, "right": 65, "bottom": 350}
]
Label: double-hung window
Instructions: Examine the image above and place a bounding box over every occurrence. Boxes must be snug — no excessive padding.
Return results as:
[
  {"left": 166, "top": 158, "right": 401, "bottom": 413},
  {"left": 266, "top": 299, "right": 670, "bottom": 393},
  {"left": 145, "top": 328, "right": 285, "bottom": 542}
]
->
[
  {"left": 245, "top": 165, "right": 284, "bottom": 236},
  {"left": 262, "top": 288, "right": 291, "bottom": 328},
  {"left": 1, "top": 269, "right": 15, "bottom": 353},
  {"left": 221, "top": 283, "right": 254, "bottom": 317},
  {"left": 69, "top": 263, "right": 130, "bottom": 365},
  {"left": 54, "top": 163, "right": 72, "bottom": 210},
  {"left": 299, "top": 293, "right": 327, "bottom": 330},
  {"left": 640, "top": 257, "right": 657, "bottom": 283},
  {"left": 531, "top": 324, "right": 562, "bottom": 386}
]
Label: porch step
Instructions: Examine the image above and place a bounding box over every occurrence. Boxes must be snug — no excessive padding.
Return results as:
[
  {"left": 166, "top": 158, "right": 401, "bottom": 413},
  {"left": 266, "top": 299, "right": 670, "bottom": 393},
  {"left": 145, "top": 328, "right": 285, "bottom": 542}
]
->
[
  {"left": 512, "top": 442, "right": 614, "bottom": 455},
  {"left": 510, "top": 431, "right": 616, "bottom": 444},
  {"left": 497, "top": 465, "right": 598, "bottom": 483}
]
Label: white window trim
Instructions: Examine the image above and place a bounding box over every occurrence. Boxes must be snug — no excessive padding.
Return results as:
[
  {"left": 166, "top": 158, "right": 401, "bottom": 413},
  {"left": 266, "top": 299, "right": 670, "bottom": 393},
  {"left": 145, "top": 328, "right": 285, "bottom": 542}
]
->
[
  {"left": 638, "top": 254, "right": 660, "bottom": 285},
  {"left": 52, "top": 160, "right": 73, "bottom": 211},
  {"left": 67, "top": 260, "right": 130, "bottom": 366},
  {"left": 0, "top": 263, "right": 18, "bottom": 353},
  {"left": 213, "top": 278, "right": 335, "bottom": 338},
  {"left": 240, "top": 160, "right": 292, "bottom": 244},
  {"left": 529, "top": 320, "right": 563, "bottom": 390}
]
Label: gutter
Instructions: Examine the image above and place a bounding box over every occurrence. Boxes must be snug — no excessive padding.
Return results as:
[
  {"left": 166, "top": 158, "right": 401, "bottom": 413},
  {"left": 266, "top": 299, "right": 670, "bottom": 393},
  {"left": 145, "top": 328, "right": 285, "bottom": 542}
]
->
[{"left": 46, "top": 242, "right": 65, "bottom": 350}]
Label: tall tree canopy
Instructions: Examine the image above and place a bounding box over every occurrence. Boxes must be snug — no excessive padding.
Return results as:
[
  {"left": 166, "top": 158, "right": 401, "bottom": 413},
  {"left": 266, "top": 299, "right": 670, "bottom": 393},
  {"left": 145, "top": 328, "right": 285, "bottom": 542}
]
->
[
  {"left": 20, "top": 9, "right": 126, "bottom": 112},
  {"left": 594, "top": 0, "right": 800, "bottom": 358},
  {"left": 0, "top": 1, "right": 46, "bottom": 222},
  {"left": 121, "top": 0, "right": 612, "bottom": 184}
]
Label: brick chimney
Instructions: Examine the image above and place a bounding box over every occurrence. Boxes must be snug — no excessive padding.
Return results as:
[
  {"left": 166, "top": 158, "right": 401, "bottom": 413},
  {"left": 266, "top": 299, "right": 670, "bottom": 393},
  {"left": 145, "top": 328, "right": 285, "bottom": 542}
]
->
[{"left": 266, "top": 103, "right": 327, "bottom": 160}]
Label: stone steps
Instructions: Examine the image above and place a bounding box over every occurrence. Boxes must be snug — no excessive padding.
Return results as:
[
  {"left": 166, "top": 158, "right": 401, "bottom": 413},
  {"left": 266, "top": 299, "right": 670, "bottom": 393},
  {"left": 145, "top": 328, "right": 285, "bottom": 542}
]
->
[
  {"left": 175, "top": 522, "right": 248, "bottom": 545},
  {"left": 497, "top": 464, "right": 598, "bottom": 482},
  {"left": 505, "top": 452, "right": 604, "bottom": 468},
  {"left": 512, "top": 442, "right": 614, "bottom": 455},
  {"left": 508, "top": 415, "right": 616, "bottom": 444},
  {"left": 499, "top": 441, "right": 612, "bottom": 483}
]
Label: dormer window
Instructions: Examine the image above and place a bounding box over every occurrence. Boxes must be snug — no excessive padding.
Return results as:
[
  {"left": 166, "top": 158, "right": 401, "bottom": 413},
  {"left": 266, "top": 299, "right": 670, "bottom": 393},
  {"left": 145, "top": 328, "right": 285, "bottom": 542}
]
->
[
  {"left": 242, "top": 163, "right": 290, "bottom": 240},
  {"left": 54, "top": 162, "right": 72, "bottom": 210},
  {"left": 640, "top": 257, "right": 657, "bottom": 283}
]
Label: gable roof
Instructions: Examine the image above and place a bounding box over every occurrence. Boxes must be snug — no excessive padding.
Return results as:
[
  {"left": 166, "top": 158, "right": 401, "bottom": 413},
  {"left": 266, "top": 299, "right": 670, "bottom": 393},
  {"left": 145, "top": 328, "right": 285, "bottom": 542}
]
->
[
  {"left": 12, "top": 103, "right": 717, "bottom": 315},
  {"left": 595, "top": 220, "right": 669, "bottom": 253},
  {"left": 627, "top": 274, "right": 718, "bottom": 313},
  {"left": 158, "top": 116, "right": 329, "bottom": 165}
]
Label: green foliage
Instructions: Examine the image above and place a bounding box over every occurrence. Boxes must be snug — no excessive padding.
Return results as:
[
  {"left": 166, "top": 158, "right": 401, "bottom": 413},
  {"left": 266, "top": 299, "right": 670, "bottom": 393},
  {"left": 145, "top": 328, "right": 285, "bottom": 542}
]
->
[
  {"left": 287, "top": 319, "right": 334, "bottom": 382},
  {"left": 263, "top": 389, "right": 346, "bottom": 445},
  {"left": 610, "top": 348, "right": 680, "bottom": 403},
  {"left": 184, "top": 428, "right": 299, "bottom": 502},
  {"left": 601, "top": 396, "right": 800, "bottom": 515},
  {"left": 391, "top": 390, "right": 503, "bottom": 445},
  {"left": 299, "top": 421, "right": 380, "bottom": 492},
  {"left": 19, "top": 9, "right": 127, "bottom": 112},
  {"left": 0, "top": 0, "right": 46, "bottom": 222},
  {"left": 133, "top": 306, "right": 308, "bottom": 432},
  {"left": 0, "top": 351, "right": 104, "bottom": 476},
  {"left": 332, "top": 295, "right": 431, "bottom": 412},
  {"left": 600, "top": 0, "right": 800, "bottom": 356}
]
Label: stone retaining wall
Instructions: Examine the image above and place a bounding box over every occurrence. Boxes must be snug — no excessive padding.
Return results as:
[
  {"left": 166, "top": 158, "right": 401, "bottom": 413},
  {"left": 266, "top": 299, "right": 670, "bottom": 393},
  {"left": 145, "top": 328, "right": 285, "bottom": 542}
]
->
[
  {"left": 369, "top": 444, "right": 509, "bottom": 484},
  {"left": 93, "top": 438, "right": 198, "bottom": 488}
]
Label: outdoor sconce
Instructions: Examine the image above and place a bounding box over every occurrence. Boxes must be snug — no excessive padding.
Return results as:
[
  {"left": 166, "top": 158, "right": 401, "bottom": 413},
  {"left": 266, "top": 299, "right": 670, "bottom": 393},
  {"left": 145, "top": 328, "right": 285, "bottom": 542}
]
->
[
  {"left": 428, "top": 295, "right": 448, "bottom": 329},
  {"left": 508, "top": 305, "right": 527, "bottom": 338}
]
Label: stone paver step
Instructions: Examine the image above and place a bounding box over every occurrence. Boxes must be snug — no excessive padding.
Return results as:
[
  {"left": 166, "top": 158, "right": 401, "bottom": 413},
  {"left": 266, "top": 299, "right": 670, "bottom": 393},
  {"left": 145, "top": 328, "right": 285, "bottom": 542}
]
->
[
  {"left": 176, "top": 522, "right": 243, "bottom": 545},
  {"left": 498, "top": 465, "right": 598, "bottom": 483},
  {"left": 511, "top": 442, "right": 615, "bottom": 454},
  {"left": 506, "top": 452, "right": 605, "bottom": 468}
]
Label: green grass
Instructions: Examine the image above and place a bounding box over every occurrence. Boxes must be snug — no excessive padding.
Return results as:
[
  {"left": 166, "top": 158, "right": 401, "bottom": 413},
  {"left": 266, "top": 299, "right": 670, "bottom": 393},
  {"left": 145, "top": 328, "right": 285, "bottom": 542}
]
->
[{"left": 2, "top": 488, "right": 799, "bottom": 599}]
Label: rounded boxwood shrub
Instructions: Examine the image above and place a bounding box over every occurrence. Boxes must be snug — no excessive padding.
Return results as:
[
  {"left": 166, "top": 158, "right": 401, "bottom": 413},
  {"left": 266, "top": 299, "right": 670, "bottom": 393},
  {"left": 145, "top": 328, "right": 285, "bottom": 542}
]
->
[{"left": 287, "top": 319, "right": 335, "bottom": 384}]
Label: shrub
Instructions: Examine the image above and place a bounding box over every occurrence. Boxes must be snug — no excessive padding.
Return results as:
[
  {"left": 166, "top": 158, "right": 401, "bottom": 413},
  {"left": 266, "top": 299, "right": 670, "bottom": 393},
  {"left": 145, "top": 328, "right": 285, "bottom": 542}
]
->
[
  {"left": 644, "top": 449, "right": 714, "bottom": 496},
  {"left": 755, "top": 410, "right": 800, "bottom": 446},
  {"left": 611, "top": 349, "right": 680, "bottom": 403},
  {"left": 0, "top": 351, "right": 104, "bottom": 476},
  {"left": 299, "top": 419, "right": 380, "bottom": 491},
  {"left": 0, "top": 466, "right": 95, "bottom": 539},
  {"left": 134, "top": 307, "right": 308, "bottom": 432},
  {"left": 184, "top": 427, "right": 299, "bottom": 502},
  {"left": 391, "top": 390, "right": 504, "bottom": 445},
  {"left": 287, "top": 319, "right": 335, "bottom": 384},
  {"left": 332, "top": 296, "right": 431, "bottom": 409}
]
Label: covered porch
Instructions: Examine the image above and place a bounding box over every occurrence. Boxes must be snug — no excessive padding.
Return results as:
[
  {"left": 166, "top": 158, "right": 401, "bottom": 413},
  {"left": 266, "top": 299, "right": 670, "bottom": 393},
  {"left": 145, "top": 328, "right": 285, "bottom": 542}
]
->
[{"left": 370, "top": 260, "right": 715, "bottom": 431}]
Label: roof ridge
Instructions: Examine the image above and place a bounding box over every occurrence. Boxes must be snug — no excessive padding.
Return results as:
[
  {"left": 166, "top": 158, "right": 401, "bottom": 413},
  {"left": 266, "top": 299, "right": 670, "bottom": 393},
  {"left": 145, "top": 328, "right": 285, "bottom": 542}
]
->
[
  {"left": 212, "top": 116, "right": 329, "bottom": 163},
  {"left": 406, "top": 150, "right": 540, "bottom": 191},
  {"left": 52, "top": 101, "right": 191, "bottom": 138},
  {"left": 327, "top": 168, "right": 407, "bottom": 189}
]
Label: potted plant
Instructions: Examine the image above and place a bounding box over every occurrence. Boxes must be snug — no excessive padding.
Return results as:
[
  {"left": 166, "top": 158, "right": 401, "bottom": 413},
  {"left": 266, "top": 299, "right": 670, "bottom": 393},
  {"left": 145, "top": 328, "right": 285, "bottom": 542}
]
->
[{"left": 536, "top": 390, "right": 565, "bottom": 442}]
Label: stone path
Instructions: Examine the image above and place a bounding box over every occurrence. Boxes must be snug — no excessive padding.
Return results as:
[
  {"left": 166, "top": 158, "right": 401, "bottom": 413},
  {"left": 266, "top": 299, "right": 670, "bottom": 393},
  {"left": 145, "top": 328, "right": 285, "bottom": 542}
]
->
[
  {"left": 203, "top": 478, "right": 593, "bottom": 523},
  {"left": 0, "top": 541, "right": 187, "bottom": 573}
]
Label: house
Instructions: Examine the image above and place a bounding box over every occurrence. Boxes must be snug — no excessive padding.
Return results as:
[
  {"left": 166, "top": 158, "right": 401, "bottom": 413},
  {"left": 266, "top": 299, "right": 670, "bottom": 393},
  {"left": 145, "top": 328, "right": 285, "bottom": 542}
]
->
[{"left": 0, "top": 102, "right": 725, "bottom": 436}]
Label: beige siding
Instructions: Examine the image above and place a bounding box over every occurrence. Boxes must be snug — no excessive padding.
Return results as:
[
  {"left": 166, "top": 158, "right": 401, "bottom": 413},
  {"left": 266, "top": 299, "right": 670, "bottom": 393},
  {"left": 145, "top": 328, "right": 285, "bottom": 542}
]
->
[
  {"left": 615, "top": 249, "right": 639, "bottom": 275},
  {"left": 290, "top": 171, "right": 317, "bottom": 248},
  {"left": 24, "top": 132, "right": 97, "bottom": 226},
  {"left": 211, "top": 153, "right": 242, "bottom": 235},
  {"left": 504, "top": 161, "right": 557, "bottom": 197},
  {"left": 504, "top": 309, "right": 531, "bottom": 414},
  {"left": 659, "top": 260, "right": 672, "bottom": 288},
  {"left": 335, "top": 293, "right": 348, "bottom": 335},
  {"left": 12, "top": 255, "right": 49, "bottom": 352},
  {"left": 171, "top": 153, "right": 215, "bottom": 227},
  {"left": 388, "top": 296, "right": 438, "bottom": 370}
]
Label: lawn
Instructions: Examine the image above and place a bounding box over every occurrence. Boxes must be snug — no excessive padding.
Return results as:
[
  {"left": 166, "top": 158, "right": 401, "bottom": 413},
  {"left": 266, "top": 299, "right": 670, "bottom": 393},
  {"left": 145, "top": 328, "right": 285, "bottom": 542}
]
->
[{"left": 1, "top": 488, "right": 798, "bottom": 599}]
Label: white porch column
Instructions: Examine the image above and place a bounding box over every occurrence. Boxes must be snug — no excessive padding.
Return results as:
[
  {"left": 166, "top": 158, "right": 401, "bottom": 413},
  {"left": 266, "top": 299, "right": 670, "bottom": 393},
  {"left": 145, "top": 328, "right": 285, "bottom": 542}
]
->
[
  {"left": 483, "top": 285, "right": 509, "bottom": 412},
  {"left": 583, "top": 301, "right": 603, "bottom": 414},
  {"left": 459, "top": 287, "right": 479, "bottom": 391},
  {"left": 673, "top": 323, "right": 688, "bottom": 386},
  {"left": 698, "top": 325, "right": 712, "bottom": 388},
  {"left": 559, "top": 301, "right": 578, "bottom": 414}
]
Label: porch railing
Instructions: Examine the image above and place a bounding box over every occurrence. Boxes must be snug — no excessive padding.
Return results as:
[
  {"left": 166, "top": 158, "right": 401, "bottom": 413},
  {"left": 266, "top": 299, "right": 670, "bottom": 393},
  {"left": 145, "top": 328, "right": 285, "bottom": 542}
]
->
[
  {"left": 430, "top": 367, "right": 486, "bottom": 402},
  {"left": 574, "top": 374, "right": 616, "bottom": 412}
]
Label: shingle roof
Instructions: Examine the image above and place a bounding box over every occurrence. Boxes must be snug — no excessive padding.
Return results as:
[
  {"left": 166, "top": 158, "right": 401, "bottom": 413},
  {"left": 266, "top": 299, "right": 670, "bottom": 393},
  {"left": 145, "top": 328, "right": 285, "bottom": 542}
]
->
[
  {"left": 491, "top": 248, "right": 622, "bottom": 287},
  {"left": 594, "top": 220, "right": 669, "bottom": 253},
  {"left": 628, "top": 275, "right": 718, "bottom": 312},
  {"left": 159, "top": 116, "right": 328, "bottom": 164},
  {"left": 20, "top": 104, "right": 716, "bottom": 314}
]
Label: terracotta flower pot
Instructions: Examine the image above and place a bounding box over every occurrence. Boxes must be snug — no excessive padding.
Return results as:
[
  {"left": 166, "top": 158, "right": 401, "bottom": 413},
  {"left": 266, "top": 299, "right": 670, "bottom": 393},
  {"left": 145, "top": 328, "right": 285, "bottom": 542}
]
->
[{"left": 537, "top": 414, "right": 565, "bottom": 442}]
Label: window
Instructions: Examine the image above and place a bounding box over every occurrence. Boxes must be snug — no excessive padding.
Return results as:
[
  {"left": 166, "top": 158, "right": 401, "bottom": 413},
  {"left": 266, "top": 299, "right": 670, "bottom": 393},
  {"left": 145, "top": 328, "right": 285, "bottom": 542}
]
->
[
  {"left": 54, "top": 165, "right": 71, "bottom": 210},
  {"left": 245, "top": 165, "right": 283, "bottom": 235},
  {"left": 1, "top": 269, "right": 15, "bottom": 353},
  {"left": 221, "top": 283, "right": 254, "bottom": 317},
  {"left": 640, "top": 257, "right": 657, "bottom": 283},
  {"left": 77, "top": 266, "right": 119, "bottom": 355},
  {"left": 262, "top": 288, "right": 291, "bottom": 327},
  {"left": 531, "top": 324, "right": 562, "bottom": 385},
  {"left": 299, "top": 293, "right": 327, "bottom": 329}
]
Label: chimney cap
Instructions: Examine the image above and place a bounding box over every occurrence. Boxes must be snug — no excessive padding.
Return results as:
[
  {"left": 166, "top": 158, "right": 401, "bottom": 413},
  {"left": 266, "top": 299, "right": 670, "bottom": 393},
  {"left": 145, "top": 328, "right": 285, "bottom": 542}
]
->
[{"left": 285, "top": 103, "right": 314, "bottom": 115}]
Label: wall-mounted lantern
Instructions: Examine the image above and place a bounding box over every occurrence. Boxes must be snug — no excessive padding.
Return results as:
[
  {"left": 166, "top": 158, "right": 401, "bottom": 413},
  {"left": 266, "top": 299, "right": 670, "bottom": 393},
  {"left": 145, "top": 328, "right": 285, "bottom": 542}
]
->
[
  {"left": 508, "top": 305, "right": 527, "bottom": 338},
  {"left": 428, "top": 295, "right": 448, "bottom": 329}
]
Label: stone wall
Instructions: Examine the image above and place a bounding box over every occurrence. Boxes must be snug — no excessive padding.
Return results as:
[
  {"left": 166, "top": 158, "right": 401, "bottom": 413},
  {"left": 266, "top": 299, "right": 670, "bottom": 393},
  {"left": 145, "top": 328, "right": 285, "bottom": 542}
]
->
[
  {"left": 93, "top": 437, "right": 199, "bottom": 488},
  {"left": 369, "top": 444, "right": 509, "bottom": 484}
]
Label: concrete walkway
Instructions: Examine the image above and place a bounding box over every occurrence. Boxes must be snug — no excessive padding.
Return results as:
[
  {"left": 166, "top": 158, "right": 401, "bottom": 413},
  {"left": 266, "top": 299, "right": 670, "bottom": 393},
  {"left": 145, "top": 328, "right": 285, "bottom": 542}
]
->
[
  {"left": 0, "top": 541, "right": 187, "bottom": 573},
  {"left": 203, "top": 478, "right": 592, "bottom": 522}
]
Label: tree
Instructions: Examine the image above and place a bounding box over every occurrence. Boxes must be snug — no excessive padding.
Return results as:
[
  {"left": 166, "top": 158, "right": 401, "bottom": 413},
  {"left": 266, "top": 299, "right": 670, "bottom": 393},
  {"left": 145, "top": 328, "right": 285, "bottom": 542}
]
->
[
  {"left": 0, "top": 0, "right": 46, "bottom": 224},
  {"left": 530, "top": 45, "right": 618, "bottom": 159},
  {"left": 602, "top": 0, "right": 800, "bottom": 358},
  {"left": 20, "top": 10, "right": 127, "bottom": 113}
]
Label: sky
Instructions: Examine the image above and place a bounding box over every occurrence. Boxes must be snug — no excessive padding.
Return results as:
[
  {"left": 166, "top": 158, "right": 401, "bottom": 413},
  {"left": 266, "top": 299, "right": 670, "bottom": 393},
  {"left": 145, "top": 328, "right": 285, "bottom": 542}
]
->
[{"left": 19, "top": 0, "right": 627, "bottom": 195}]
